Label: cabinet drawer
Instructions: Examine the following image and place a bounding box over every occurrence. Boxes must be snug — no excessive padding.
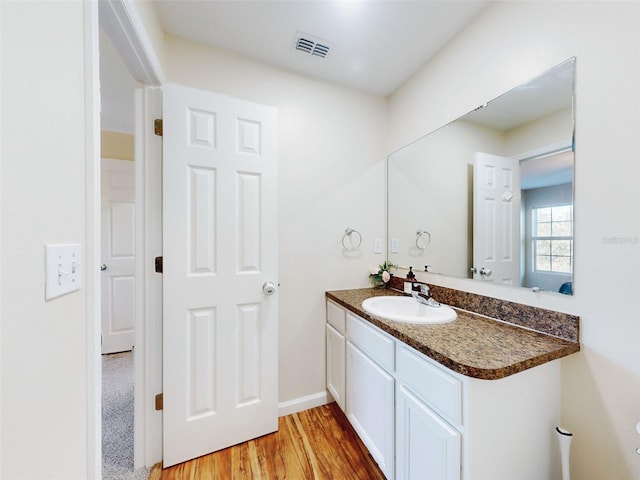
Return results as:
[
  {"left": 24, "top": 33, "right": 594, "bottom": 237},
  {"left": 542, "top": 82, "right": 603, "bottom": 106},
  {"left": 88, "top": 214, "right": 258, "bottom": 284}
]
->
[
  {"left": 396, "top": 345, "right": 462, "bottom": 426},
  {"left": 346, "top": 312, "right": 394, "bottom": 372},
  {"left": 326, "top": 300, "right": 346, "bottom": 334}
]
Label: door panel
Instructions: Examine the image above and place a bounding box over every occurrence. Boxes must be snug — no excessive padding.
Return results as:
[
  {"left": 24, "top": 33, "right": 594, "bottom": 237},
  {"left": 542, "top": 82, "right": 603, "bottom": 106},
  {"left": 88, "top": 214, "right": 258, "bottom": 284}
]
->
[
  {"left": 162, "top": 84, "right": 278, "bottom": 467},
  {"left": 346, "top": 342, "right": 395, "bottom": 478},
  {"left": 473, "top": 152, "right": 521, "bottom": 285},
  {"left": 327, "top": 324, "right": 346, "bottom": 411},
  {"left": 396, "top": 385, "right": 460, "bottom": 480}
]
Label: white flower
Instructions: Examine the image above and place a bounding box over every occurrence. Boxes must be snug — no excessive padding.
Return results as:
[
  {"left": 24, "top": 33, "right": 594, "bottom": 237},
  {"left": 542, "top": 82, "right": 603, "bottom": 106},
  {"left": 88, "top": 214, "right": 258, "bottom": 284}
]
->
[
  {"left": 381, "top": 271, "right": 391, "bottom": 283},
  {"left": 370, "top": 266, "right": 379, "bottom": 275}
]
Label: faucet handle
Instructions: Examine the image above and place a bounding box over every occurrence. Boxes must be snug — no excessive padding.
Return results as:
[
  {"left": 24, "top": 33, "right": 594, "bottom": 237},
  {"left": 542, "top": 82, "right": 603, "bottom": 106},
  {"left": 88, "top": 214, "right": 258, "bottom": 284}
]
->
[{"left": 420, "top": 284, "right": 430, "bottom": 295}]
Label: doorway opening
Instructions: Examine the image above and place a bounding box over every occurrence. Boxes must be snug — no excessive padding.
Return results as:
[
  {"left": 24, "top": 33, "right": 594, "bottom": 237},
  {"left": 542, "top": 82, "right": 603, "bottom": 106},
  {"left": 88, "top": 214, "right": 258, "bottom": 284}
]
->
[
  {"left": 89, "top": 1, "right": 163, "bottom": 477},
  {"left": 99, "top": 25, "right": 146, "bottom": 480}
]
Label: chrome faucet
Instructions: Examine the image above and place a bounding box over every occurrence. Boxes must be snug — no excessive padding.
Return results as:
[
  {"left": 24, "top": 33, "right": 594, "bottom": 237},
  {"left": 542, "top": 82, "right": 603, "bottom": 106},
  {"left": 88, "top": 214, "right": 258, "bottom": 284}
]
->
[{"left": 411, "top": 283, "right": 441, "bottom": 307}]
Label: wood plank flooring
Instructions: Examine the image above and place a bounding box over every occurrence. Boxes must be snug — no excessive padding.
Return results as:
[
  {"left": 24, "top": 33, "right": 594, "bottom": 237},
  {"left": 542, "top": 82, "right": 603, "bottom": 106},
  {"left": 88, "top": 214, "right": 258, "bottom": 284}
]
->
[{"left": 149, "top": 402, "right": 385, "bottom": 480}]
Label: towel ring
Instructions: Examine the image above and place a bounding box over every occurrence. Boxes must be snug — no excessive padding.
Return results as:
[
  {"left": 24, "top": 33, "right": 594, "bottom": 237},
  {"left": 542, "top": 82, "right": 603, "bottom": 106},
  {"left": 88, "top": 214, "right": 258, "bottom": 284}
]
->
[
  {"left": 342, "top": 227, "right": 362, "bottom": 251},
  {"left": 416, "top": 229, "right": 431, "bottom": 250}
]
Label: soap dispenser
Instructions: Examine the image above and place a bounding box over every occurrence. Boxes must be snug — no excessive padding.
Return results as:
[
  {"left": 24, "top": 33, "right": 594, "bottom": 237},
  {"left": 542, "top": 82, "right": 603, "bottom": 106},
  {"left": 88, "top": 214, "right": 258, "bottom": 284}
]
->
[
  {"left": 406, "top": 266, "right": 416, "bottom": 280},
  {"left": 404, "top": 267, "right": 416, "bottom": 294}
]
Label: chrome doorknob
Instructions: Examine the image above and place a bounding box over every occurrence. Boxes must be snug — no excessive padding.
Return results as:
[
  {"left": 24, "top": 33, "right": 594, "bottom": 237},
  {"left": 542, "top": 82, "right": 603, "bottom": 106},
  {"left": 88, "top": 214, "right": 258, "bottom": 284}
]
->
[
  {"left": 100, "top": 264, "right": 107, "bottom": 271},
  {"left": 262, "top": 281, "right": 276, "bottom": 295}
]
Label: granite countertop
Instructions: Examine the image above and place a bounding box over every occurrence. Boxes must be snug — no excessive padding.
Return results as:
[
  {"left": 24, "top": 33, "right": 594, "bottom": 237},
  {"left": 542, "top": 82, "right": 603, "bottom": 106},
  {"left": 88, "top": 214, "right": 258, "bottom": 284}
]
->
[{"left": 326, "top": 288, "right": 580, "bottom": 380}]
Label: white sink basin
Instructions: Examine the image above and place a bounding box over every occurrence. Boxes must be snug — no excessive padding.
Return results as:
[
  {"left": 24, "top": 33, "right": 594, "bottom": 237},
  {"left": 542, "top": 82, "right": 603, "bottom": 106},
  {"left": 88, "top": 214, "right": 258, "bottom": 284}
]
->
[{"left": 362, "top": 296, "right": 457, "bottom": 324}]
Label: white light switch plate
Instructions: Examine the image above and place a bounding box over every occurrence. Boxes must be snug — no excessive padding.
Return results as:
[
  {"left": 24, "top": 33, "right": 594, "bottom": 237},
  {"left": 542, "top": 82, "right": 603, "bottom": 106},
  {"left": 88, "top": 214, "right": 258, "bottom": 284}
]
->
[
  {"left": 373, "top": 238, "right": 383, "bottom": 254},
  {"left": 391, "top": 238, "right": 399, "bottom": 254},
  {"left": 45, "top": 244, "right": 82, "bottom": 300}
]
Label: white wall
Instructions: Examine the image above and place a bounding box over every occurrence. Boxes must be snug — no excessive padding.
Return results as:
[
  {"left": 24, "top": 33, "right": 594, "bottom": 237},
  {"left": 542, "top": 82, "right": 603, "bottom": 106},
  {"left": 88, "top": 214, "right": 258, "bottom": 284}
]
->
[
  {"left": 163, "top": 35, "right": 388, "bottom": 405},
  {"left": 0, "top": 1, "right": 89, "bottom": 478},
  {"left": 505, "top": 107, "right": 573, "bottom": 157},
  {"left": 130, "top": 0, "right": 166, "bottom": 80},
  {"left": 389, "top": 2, "right": 640, "bottom": 479}
]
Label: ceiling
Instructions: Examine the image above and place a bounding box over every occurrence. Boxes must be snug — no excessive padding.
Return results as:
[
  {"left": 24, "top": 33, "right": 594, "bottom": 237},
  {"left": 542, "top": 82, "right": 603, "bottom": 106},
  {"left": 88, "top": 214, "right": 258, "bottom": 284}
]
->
[
  {"left": 101, "top": 1, "right": 491, "bottom": 134},
  {"left": 152, "top": 0, "right": 490, "bottom": 96},
  {"left": 100, "top": 27, "right": 136, "bottom": 134}
]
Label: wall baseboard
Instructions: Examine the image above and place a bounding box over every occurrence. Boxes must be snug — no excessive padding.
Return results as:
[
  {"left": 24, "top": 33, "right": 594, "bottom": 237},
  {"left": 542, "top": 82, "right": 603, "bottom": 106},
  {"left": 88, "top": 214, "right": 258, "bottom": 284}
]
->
[{"left": 278, "top": 390, "right": 333, "bottom": 417}]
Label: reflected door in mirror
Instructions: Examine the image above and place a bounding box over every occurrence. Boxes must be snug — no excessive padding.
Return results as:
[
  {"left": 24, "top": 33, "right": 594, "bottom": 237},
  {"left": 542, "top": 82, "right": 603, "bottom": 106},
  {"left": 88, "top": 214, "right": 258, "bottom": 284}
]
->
[{"left": 472, "top": 152, "right": 521, "bottom": 285}]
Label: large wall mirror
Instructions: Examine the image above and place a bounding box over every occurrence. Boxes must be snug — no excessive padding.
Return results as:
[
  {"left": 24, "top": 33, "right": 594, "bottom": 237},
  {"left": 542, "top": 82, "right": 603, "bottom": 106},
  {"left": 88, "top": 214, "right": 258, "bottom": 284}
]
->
[{"left": 388, "top": 57, "right": 575, "bottom": 295}]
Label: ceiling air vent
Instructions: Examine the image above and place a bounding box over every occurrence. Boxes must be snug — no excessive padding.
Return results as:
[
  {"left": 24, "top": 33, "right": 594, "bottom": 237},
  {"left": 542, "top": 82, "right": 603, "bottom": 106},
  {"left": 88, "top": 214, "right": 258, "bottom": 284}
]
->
[{"left": 295, "top": 34, "right": 330, "bottom": 59}]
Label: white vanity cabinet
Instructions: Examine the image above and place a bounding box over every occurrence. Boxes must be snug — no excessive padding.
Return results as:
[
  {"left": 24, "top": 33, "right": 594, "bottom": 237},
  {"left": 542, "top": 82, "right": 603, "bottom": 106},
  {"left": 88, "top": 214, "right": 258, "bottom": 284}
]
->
[
  {"left": 326, "top": 298, "right": 395, "bottom": 477},
  {"left": 325, "top": 299, "right": 561, "bottom": 480},
  {"left": 345, "top": 312, "right": 396, "bottom": 479},
  {"left": 394, "top": 340, "right": 560, "bottom": 480}
]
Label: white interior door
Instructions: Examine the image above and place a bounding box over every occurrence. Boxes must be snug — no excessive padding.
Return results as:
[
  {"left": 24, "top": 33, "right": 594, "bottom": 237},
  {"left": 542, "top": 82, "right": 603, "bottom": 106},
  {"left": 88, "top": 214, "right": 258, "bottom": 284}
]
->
[
  {"left": 473, "top": 152, "right": 521, "bottom": 285},
  {"left": 162, "top": 83, "right": 278, "bottom": 467},
  {"left": 101, "top": 157, "right": 136, "bottom": 354}
]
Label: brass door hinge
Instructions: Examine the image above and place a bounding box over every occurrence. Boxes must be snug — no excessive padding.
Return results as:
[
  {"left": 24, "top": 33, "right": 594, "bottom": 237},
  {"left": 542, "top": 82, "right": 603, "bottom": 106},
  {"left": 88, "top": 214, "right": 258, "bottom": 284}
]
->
[
  {"left": 154, "top": 119, "right": 163, "bottom": 136},
  {"left": 155, "top": 393, "right": 163, "bottom": 411}
]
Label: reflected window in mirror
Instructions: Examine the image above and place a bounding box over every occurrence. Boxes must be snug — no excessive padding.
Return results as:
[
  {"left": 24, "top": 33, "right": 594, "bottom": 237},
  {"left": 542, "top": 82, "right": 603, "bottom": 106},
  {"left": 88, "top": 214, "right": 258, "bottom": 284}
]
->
[
  {"left": 529, "top": 203, "right": 573, "bottom": 293},
  {"left": 533, "top": 205, "right": 573, "bottom": 274}
]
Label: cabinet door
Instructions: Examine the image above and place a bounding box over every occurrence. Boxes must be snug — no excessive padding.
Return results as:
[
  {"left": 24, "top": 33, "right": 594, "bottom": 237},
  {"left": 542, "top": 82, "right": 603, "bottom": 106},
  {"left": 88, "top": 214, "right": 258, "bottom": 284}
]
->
[
  {"left": 326, "top": 324, "right": 346, "bottom": 411},
  {"left": 346, "top": 342, "right": 395, "bottom": 479},
  {"left": 396, "top": 384, "right": 460, "bottom": 480}
]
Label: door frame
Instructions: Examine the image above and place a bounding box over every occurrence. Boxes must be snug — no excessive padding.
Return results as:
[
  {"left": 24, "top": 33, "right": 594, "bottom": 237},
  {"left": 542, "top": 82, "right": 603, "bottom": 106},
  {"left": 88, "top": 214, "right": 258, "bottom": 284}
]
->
[
  {"left": 85, "top": 0, "right": 163, "bottom": 476},
  {"left": 133, "top": 84, "right": 163, "bottom": 467}
]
